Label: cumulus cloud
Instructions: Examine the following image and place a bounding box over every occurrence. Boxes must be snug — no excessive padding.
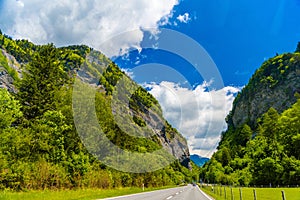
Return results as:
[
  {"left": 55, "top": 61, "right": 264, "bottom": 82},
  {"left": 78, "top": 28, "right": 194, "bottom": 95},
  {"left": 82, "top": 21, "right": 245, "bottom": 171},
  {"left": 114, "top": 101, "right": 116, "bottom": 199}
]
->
[
  {"left": 120, "top": 68, "right": 135, "bottom": 79},
  {"left": 147, "top": 81, "right": 240, "bottom": 157},
  {"left": 0, "top": 0, "right": 179, "bottom": 56},
  {"left": 176, "top": 13, "right": 191, "bottom": 23}
]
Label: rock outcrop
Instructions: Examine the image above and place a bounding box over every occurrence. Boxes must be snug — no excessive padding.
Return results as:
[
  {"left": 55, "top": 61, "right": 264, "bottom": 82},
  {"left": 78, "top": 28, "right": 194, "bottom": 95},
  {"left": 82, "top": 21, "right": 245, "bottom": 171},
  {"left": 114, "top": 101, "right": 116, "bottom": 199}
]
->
[
  {"left": 0, "top": 49, "right": 21, "bottom": 93},
  {"left": 228, "top": 52, "right": 300, "bottom": 128}
]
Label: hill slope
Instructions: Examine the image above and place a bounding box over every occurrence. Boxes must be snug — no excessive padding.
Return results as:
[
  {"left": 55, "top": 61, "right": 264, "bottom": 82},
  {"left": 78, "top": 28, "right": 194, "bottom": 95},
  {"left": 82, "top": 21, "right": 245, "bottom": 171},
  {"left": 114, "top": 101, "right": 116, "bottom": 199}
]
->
[
  {"left": 0, "top": 31, "right": 195, "bottom": 190},
  {"left": 201, "top": 44, "right": 300, "bottom": 186}
]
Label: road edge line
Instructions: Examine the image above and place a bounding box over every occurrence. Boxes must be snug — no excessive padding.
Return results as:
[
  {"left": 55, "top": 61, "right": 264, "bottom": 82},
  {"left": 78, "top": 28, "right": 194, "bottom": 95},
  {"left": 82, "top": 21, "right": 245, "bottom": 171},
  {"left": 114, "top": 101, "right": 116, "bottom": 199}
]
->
[
  {"left": 197, "top": 186, "right": 214, "bottom": 200},
  {"left": 98, "top": 186, "right": 186, "bottom": 200}
]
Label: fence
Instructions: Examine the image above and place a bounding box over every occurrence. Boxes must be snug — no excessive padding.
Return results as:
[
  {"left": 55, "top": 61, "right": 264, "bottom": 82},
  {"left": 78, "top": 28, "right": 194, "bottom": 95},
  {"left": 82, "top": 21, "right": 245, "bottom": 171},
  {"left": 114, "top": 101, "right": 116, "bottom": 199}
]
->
[{"left": 200, "top": 184, "right": 298, "bottom": 200}]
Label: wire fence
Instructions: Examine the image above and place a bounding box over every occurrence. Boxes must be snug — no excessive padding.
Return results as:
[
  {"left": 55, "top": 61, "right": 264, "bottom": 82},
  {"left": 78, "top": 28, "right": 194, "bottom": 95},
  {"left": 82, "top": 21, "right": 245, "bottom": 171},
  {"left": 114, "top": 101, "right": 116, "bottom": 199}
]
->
[{"left": 199, "top": 184, "right": 300, "bottom": 200}]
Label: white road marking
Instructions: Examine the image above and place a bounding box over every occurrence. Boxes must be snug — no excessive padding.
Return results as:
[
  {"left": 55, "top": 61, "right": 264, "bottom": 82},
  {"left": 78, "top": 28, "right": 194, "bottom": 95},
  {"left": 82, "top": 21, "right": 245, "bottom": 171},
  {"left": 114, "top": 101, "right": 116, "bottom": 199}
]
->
[
  {"left": 175, "top": 192, "right": 179, "bottom": 195},
  {"left": 197, "top": 186, "right": 214, "bottom": 200},
  {"left": 166, "top": 196, "right": 173, "bottom": 200}
]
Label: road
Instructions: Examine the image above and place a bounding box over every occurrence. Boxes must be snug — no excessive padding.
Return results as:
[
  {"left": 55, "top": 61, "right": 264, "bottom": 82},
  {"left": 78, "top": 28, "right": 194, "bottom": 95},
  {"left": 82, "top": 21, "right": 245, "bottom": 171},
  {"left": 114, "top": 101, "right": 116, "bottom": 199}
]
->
[{"left": 100, "top": 184, "right": 213, "bottom": 200}]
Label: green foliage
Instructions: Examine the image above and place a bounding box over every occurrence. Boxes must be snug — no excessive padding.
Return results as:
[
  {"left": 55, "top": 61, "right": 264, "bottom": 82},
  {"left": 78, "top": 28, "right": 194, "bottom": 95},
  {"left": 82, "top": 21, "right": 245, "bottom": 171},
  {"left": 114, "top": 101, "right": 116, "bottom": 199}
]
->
[
  {"left": 239, "top": 124, "right": 252, "bottom": 146},
  {"left": 221, "top": 147, "right": 231, "bottom": 167},
  {"left": 0, "top": 89, "right": 22, "bottom": 129},
  {"left": 259, "top": 107, "right": 279, "bottom": 140},
  {"left": 203, "top": 99, "right": 300, "bottom": 186},
  {"left": 201, "top": 186, "right": 300, "bottom": 200},
  {"left": 0, "top": 50, "right": 19, "bottom": 81},
  {"left": 0, "top": 33, "right": 193, "bottom": 191},
  {"left": 99, "top": 62, "right": 124, "bottom": 95},
  {"left": 58, "top": 45, "right": 91, "bottom": 70},
  {"left": 0, "top": 33, "right": 36, "bottom": 63},
  {"left": 208, "top": 47, "right": 300, "bottom": 186},
  {"left": 229, "top": 50, "right": 300, "bottom": 129},
  {"left": 18, "top": 44, "right": 68, "bottom": 119},
  {"left": 130, "top": 87, "right": 159, "bottom": 110}
]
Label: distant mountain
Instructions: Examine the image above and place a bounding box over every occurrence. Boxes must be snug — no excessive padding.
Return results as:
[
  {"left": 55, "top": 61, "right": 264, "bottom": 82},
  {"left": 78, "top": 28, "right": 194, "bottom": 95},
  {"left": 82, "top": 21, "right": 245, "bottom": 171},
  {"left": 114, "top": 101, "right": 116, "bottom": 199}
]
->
[{"left": 190, "top": 154, "right": 209, "bottom": 167}]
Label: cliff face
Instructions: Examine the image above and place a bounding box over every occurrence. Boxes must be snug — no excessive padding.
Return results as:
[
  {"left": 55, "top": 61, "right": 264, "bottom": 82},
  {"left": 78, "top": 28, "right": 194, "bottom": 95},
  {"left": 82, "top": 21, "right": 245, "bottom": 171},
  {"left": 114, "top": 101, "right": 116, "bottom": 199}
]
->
[
  {"left": 0, "top": 42, "right": 190, "bottom": 167},
  {"left": 202, "top": 47, "right": 300, "bottom": 186},
  {"left": 82, "top": 51, "right": 191, "bottom": 166},
  {"left": 0, "top": 49, "right": 21, "bottom": 93},
  {"left": 228, "top": 52, "right": 300, "bottom": 128}
]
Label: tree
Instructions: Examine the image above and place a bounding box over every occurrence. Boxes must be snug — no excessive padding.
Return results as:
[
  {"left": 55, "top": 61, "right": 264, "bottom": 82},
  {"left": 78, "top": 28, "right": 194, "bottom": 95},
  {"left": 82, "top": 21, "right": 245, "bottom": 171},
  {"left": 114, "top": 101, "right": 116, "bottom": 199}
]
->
[
  {"left": 0, "top": 88, "right": 22, "bottom": 130},
  {"left": 18, "top": 44, "right": 68, "bottom": 119},
  {"left": 296, "top": 42, "right": 300, "bottom": 53},
  {"left": 30, "top": 111, "right": 71, "bottom": 163},
  {"left": 278, "top": 99, "right": 300, "bottom": 158},
  {"left": 259, "top": 107, "right": 279, "bottom": 140},
  {"left": 221, "top": 147, "right": 231, "bottom": 166},
  {"left": 239, "top": 124, "right": 252, "bottom": 146},
  {"left": 254, "top": 157, "right": 283, "bottom": 185}
]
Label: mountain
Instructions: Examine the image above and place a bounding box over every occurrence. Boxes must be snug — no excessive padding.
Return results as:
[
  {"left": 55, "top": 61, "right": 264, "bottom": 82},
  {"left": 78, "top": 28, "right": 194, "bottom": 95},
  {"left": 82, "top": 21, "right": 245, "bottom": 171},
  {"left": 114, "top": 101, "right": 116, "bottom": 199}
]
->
[
  {"left": 227, "top": 49, "right": 300, "bottom": 129},
  {"left": 201, "top": 43, "right": 300, "bottom": 186},
  {"left": 190, "top": 154, "right": 209, "bottom": 167},
  {"left": 0, "top": 31, "right": 196, "bottom": 190}
]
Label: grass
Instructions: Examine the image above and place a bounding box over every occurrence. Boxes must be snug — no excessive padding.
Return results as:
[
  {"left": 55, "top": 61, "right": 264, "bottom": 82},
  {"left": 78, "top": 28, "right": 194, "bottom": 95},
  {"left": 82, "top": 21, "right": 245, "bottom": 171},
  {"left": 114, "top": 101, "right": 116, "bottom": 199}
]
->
[
  {"left": 0, "top": 186, "right": 177, "bottom": 200},
  {"left": 200, "top": 185, "right": 300, "bottom": 200}
]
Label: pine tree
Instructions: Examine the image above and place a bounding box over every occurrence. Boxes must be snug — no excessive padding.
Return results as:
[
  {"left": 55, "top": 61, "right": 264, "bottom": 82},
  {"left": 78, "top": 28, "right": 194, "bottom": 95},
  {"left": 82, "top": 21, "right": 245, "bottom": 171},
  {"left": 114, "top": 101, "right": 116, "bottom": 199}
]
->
[
  {"left": 18, "top": 44, "right": 68, "bottom": 119},
  {"left": 296, "top": 42, "right": 300, "bottom": 53}
]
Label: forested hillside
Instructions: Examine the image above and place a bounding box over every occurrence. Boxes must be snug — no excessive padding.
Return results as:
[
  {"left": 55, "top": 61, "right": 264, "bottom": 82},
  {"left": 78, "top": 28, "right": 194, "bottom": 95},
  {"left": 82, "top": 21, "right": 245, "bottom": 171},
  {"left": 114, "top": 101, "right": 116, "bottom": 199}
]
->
[
  {"left": 201, "top": 44, "right": 300, "bottom": 186},
  {"left": 0, "top": 31, "right": 199, "bottom": 191}
]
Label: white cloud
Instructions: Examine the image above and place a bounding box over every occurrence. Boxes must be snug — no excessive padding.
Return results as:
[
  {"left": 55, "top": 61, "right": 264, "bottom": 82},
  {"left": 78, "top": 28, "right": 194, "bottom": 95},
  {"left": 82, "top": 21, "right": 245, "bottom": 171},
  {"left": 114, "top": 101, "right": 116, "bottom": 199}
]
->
[
  {"left": 16, "top": 0, "right": 24, "bottom": 7},
  {"left": 147, "top": 81, "right": 240, "bottom": 157},
  {"left": 121, "top": 68, "right": 134, "bottom": 79},
  {"left": 0, "top": 0, "right": 179, "bottom": 57},
  {"left": 176, "top": 13, "right": 191, "bottom": 23}
]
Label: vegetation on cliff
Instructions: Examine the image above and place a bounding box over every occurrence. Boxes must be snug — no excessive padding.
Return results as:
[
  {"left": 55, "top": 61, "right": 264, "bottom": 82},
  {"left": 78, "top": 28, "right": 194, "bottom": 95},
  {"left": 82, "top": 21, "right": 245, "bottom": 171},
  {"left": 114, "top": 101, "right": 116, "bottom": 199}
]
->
[
  {"left": 201, "top": 45, "right": 300, "bottom": 186},
  {"left": 0, "top": 31, "right": 198, "bottom": 191}
]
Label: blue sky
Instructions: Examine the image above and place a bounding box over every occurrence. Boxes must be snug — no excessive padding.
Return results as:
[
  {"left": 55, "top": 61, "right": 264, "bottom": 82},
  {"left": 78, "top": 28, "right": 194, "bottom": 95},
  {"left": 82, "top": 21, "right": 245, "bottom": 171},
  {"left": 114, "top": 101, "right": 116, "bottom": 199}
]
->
[
  {"left": 0, "top": 0, "right": 300, "bottom": 157},
  {"left": 115, "top": 0, "right": 300, "bottom": 87}
]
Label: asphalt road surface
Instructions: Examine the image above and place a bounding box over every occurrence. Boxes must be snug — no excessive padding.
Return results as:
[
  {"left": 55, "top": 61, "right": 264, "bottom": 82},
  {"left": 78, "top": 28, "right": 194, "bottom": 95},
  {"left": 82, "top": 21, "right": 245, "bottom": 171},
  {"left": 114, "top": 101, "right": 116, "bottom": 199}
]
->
[{"left": 100, "top": 184, "right": 213, "bottom": 200}]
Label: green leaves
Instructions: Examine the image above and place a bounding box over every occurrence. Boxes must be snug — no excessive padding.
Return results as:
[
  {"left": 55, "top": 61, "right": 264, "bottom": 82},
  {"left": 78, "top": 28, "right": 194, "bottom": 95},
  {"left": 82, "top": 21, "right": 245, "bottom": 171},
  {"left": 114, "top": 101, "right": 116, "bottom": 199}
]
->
[
  {"left": 0, "top": 34, "right": 194, "bottom": 191},
  {"left": 205, "top": 46, "right": 300, "bottom": 186},
  {"left": 0, "top": 88, "right": 22, "bottom": 130},
  {"left": 18, "top": 44, "right": 68, "bottom": 119},
  {"left": 203, "top": 99, "right": 300, "bottom": 185}
]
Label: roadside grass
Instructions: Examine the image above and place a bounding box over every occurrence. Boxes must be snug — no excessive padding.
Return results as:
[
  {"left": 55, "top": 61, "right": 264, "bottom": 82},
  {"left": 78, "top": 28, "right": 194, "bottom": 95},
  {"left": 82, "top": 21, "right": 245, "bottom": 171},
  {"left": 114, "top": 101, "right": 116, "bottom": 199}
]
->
[
  {"left": 200, "top": 185, "right": 300, "bottom": 200},
  {"left": 0, "top": 185, "right": 177, "bottom": 200}
]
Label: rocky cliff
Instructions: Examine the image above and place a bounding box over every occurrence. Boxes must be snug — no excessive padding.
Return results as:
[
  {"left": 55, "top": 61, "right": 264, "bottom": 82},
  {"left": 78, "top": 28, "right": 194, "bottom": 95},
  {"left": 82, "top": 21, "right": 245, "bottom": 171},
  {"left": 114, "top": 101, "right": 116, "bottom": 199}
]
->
[
  {"left": 79, "top": 50, "right": 190, "bottom": 167},
  {"left": 227, "top": 52, "right": 300, "bottom": 129},
  {"left": 0, "top": 49, "right": 21, "bottom": 93},
  {"left": 202, "top": 45, "right": 300, "bottom": 186}
]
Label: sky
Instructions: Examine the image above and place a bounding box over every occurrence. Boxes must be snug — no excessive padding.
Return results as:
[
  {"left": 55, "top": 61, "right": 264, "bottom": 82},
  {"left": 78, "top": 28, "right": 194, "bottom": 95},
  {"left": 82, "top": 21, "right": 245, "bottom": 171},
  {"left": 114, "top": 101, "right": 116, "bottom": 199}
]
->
[{"left": 0, "top": 0, "right": 300, "bottom": 157}]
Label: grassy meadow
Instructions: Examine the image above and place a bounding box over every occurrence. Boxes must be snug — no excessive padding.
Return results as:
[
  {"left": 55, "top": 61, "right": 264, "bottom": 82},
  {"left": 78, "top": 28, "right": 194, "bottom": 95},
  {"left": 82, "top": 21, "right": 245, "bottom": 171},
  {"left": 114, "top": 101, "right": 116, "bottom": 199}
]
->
[
  {"left": 0, "top": 186, "right": 176, "bottom": 200},
  {"left": 200, "top": 185, "right": 300, "bottom": 200}
]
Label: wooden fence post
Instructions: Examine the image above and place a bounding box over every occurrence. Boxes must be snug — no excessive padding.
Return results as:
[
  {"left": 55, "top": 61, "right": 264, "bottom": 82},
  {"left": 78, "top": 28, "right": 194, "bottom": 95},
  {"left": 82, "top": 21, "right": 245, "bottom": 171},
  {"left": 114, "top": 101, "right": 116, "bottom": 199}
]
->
[
  {"left": 231, "top": 187, "right": 234, "bottom": 200},
  {"left": 224, "top": 186, "right": 227, "bottom": 199},
  {"left": 281, "top": 190, "right": 286, "bottom": 200},
  {"left": 220, "top": 185, "right": 222, "bottom": 196},
  {"left": 253, "top": 189, "right": 257, "bottom": 200},
  {"left": 239, "top": 188, "right": 243, "bottom": 200}
]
